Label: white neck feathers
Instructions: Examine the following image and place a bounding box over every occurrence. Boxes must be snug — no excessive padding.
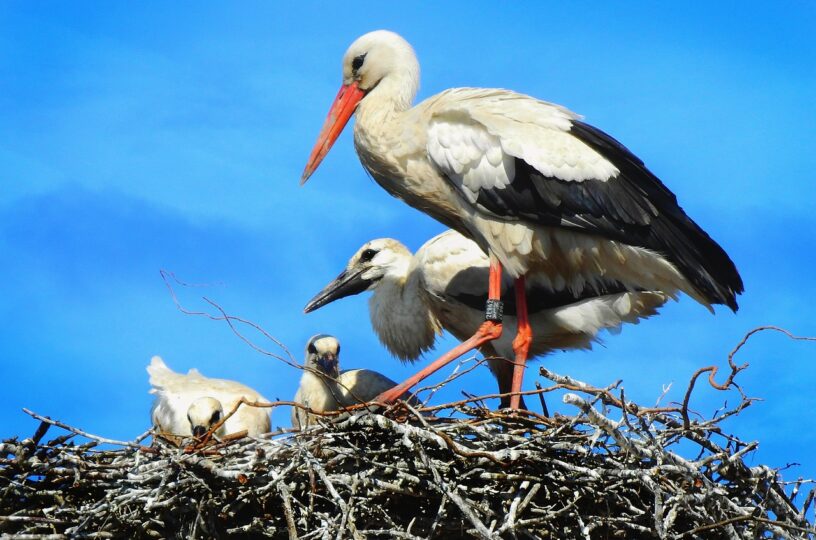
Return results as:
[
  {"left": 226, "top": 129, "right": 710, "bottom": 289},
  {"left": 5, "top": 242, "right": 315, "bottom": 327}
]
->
[{"left": 368, "top": 263, "right": 439, "bottom": 362}]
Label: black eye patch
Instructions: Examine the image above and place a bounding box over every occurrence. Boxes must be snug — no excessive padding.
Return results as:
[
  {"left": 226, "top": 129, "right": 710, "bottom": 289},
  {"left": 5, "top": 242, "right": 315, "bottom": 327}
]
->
[
  {"left": 360, "top": 248, "right": 377, "bottom": 262},
  {"left": 307, "top": 342, "right": 317, "bottom": 354},
  {"left": 210, "top": 410, "right": 221, "bottom": 424},
  {"left": 352, "top": 53, "right": 366, "bottom": 72}
]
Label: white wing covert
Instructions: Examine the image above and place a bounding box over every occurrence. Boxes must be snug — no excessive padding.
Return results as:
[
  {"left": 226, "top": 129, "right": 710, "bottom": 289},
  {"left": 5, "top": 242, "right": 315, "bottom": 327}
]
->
[
  {"left": 426, "top": 89, "right": 618, "bottom": 210},
  {"left": 424, "top": 89, "right": 742, "bottom": 309}
]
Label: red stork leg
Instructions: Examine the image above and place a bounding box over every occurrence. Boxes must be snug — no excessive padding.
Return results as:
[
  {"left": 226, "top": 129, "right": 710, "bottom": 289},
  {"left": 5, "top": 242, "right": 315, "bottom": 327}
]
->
[
  {"left": 375, "top": 257, "right": 505, "bottom": 403},
  {"left": 509, "top": 276, "right": 532, "bottom": 410}
]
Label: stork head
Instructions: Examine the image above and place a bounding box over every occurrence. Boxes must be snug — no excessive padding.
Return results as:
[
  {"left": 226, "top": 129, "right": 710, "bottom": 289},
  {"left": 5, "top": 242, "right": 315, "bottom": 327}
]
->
[
  {"left": 304, "top": 238, "right": 411, "bottom": 313},
  {"left": 304, "top": 334, "right": 341, "bottom": 378},
  {"left": 301, "top": 30, "right": 419, "bottom": 183},
  {"left": 340, "top": 30, "right": 419, "bottom": 95},
  {"left": 186, "top": 397, "right": 224, "bottom": 438}
]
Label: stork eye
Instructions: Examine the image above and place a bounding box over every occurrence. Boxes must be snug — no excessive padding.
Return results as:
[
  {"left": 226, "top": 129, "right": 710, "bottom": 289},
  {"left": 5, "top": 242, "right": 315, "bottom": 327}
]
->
[
  {"left": 360, "top": 248, "right": 378, "bottom": 262},
  {"left": 352, "top": 53, "right": 366, "bottom": 72},
  {"left": 307, "top": 342, "right": 317, "bottom": 354},
  {"left": 210, "top": 410, "right": 221, "bottom": 424}
]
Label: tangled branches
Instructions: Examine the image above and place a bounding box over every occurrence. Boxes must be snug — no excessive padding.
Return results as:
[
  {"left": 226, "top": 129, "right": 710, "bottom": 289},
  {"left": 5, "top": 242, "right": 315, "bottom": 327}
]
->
[{"left": 2, "top": 363, "right": 815, "bottom": 539}]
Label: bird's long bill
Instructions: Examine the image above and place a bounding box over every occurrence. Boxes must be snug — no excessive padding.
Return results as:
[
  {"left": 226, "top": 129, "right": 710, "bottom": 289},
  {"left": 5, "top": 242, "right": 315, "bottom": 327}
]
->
[
  {"left": 301, "top": 82, "right": 365, "bottom": 184},
  {"left": 304, "top": 268, "right": 370, "bottom": 313}
]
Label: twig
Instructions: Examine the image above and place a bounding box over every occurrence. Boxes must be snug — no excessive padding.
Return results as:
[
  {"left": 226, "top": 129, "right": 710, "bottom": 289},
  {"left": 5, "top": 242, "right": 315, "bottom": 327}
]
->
[
  {"left": 681, "top": 325, "right": 816, "bottom": 429},
  {"left": 21, "top": 409, "right": 142, "bottom": 448}
]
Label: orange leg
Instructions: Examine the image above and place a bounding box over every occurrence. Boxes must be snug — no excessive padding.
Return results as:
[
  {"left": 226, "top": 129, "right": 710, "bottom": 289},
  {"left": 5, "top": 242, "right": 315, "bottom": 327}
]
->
[
  {"left": 491, "top": 356, "right": 527, "bottom": 410},
  {"left": 509, "top": 276, "right": 532, "bottom": 410},
  {"left": 376, "top": 257, "right": 505, "bottom": 403}
]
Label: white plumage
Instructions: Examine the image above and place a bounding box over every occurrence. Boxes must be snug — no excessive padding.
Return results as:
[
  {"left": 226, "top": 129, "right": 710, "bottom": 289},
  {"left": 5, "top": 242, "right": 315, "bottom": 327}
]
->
[
  {"left": 148, "top": 356, "right": 271, "bottom": 438},
  {"left": 306, "top": 230, "right": 668, "bottom": 407},
  {"left": 426, "top": 90, "right": 619, "bottom": 187},
  {"left": 301, "top": 30, "right": 743, "bottom": 407},
  {"left": 292, "top": 335, "right": 403, "bottom": 428},
  {"left": 302, "top": 33, "right": 740, "bottom": 302}
]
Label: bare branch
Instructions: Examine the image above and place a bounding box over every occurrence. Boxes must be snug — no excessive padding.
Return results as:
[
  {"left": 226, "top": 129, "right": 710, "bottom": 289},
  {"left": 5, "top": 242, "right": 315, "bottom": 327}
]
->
[{"left": 5, "top": 325, "right": 812, "bottom": 538}]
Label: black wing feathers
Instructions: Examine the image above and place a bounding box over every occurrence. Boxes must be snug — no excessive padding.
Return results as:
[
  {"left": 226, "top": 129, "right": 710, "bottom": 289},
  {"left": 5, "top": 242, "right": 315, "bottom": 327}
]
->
[
  {"left": 570, "top": 121, "right": 743, "bottom": 311},
  {"left": 445, "top": 270, "right": 635, "bottom": 316},
  {"left": 465, "top": 120, "right": 743, "bottom": 310}
]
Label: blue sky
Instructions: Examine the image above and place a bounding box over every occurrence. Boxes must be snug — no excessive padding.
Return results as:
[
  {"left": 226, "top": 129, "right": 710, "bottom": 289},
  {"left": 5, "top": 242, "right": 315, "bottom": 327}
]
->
[{"left": 1, "top": 2, "right": 815, "bottom": 488}]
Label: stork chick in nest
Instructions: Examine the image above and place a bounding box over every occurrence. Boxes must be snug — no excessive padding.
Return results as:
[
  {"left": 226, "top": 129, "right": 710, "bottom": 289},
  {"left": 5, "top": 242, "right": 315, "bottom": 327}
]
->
[
  {"left": 292, "top": 334, "right": 406, "bottom": 428},
  {"left": 148, "top": 356, "right": 271, "bottom": 438}
]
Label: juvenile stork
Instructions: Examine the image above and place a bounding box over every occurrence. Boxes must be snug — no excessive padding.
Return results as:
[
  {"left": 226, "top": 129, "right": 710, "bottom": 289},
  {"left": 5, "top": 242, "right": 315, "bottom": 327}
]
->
[
  {"left": 301, "top": 30, "right": 744, "bottom": 409},
  {"left": 292, "top": 334, "right": 404, "bottom": 428},
  {"left": 148, "top": 356, "right": 271, "bottom": 438},
  {"left": 305, "top": 230, "right": 669, "bottom": 408}
]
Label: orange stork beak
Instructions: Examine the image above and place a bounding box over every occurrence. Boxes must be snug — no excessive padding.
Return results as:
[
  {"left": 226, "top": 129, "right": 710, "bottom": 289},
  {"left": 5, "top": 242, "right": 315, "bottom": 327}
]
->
[{"left": 301, "top": 82, "right": 366, "bottom": 184}]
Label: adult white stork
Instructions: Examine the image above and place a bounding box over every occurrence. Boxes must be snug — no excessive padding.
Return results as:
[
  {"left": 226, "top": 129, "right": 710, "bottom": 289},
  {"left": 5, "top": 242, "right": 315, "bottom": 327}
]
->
[
  {"left": 148, "top": 356, "right": 271, "bottom": 438},
  {"left": 292, "top": 334, "right": 404, "bottom": 428},
  {"left": 305, "top": 230, "right": 669, "bottom": 408},
  {"left": 301, "top": 30, "right": 743, "bottom": 409}
]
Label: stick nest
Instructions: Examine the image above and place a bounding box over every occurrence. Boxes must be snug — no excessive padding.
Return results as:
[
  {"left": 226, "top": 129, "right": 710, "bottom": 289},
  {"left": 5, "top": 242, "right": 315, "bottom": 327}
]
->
[{"left": 2, "top": 365, "right": 815, "bottom": 540}]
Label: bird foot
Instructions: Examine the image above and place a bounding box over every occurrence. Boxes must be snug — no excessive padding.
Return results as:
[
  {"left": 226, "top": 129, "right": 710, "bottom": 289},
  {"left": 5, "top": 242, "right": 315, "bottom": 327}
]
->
[{"left": 498, "top": 397, "right": 529, "bottom": 411}]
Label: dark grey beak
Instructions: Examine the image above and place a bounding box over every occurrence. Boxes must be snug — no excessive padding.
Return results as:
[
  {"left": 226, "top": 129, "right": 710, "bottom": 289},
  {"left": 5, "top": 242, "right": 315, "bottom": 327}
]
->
[
  {"left": 316, "top": 353, "right": 339, "bottom": 377},
  {"left": 304, "top": 268, "right": 370, "bottom": 313},
  {"left": 192, "top": 425, "right": 207, "bottom": 438}
]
